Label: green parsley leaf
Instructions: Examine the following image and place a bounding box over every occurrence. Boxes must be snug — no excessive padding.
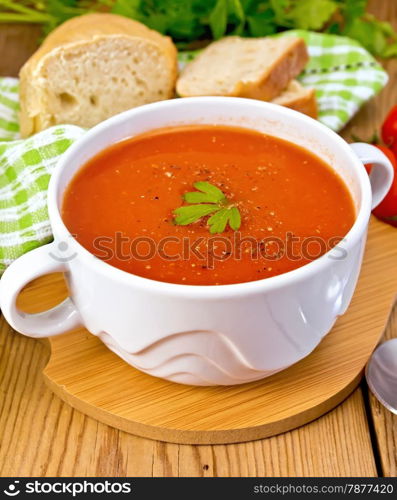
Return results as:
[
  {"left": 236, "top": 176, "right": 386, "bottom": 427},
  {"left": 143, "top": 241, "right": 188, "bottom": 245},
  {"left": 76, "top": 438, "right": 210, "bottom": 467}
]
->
[
  {"left": 269, "top": 0, "right": 292, "bottom": 24},
  {"left": 227, "top": 0, "right": 245, "bottom": 35},
  {"left": 208, "top": 206, "right": 242, "bottom": 234},
  {"left": 184, "top": 191, "right": 219, "bottom": 204},
  {"left": 343, "top": 17, "right": 387, "bottom": 56},
  {"left": 3, "top": 0, "right": 397, "bottom": 58},
  {"left": 208, "top": 208, "right": 230, "bottom": 234},
  {"left": 209, "top": 0, "right": 228, "bottom": 39},
  {"left": 383, "top": 42, "right": 397, "bottom": 58},
  {"left": 173, "top": 204, "right": 219, "bottom": 225},
  {"left": 247, "top": 10, "right": 277, "bottom": 37},
  {"left": 173, "top": 181, "right": 242, "bottom": 233},
  {"left": 287, "top": 0, "right": 338, "bottom": 31},
  {"left": 192, "top": 181, "right": 226, "bottom": 202},
  {"left": 228, "top": 206, "right": 241, "bottom": 230},
  {"left": 343, "top": 0, "right": 367, "bottom": 22}
]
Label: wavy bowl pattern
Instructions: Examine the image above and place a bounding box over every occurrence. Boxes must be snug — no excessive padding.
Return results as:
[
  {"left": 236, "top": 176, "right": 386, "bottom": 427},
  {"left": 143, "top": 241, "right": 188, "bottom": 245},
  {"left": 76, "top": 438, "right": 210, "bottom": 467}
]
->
[{"left": 97, "top": 330, "right": 285, "bottom": 385}]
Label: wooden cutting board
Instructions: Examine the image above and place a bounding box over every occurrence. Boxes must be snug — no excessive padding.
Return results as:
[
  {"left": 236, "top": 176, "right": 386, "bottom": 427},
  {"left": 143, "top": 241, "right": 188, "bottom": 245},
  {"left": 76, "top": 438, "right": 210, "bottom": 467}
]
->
[{"left": 15, "top": 217, "right": 397, "bottom": 445}]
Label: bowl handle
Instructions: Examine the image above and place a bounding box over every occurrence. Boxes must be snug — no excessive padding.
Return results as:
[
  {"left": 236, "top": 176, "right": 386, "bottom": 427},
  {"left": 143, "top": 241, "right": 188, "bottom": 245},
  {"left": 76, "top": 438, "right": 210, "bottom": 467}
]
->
[
  {"left": 0, "top": 243, "right": 81, "bottom": 337},
  {"left": 350, "top": 142, "right": 394, "bottom": 209}
]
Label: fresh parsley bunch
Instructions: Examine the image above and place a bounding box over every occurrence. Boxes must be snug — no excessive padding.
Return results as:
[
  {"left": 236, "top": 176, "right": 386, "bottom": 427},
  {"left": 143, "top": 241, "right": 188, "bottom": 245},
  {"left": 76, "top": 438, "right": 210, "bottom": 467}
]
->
[{"left": 1, "top": 0, "right": 397, "bottom": 58}]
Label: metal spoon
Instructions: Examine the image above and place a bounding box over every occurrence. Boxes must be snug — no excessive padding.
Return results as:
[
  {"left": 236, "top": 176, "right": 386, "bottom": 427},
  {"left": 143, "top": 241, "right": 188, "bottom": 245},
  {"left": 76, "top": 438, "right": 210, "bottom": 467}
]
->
[{"left": 365, "top": 338, "right": 397, "bottom": 414}]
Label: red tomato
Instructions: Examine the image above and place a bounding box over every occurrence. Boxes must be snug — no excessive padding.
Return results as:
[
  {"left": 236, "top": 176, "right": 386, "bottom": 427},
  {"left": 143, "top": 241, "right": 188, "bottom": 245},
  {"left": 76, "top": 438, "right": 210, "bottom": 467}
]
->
[
  {"left": 367, "top": 145, "right": 397, "bottom": 224},
  {"left": 381, "top": 105, "right": 397, "bottom": 147}
]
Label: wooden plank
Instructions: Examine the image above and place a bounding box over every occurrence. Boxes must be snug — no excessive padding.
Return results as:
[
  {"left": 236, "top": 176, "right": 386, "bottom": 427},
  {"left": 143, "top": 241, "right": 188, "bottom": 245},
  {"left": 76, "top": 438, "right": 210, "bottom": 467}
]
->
[
  {"left": 347, "top": 0, "right": 397, "bottom": 479},
  {"left": 2, "top": 4, "right": 394, "bottom": 474},
  {"left": 368, "top": 306, "right": 397, "bottom": 477},
  {"left": 0, "top": 315, "right": 377, "bottom": 476},
  {"left": 0, "top": 24, "right": 41, "bottom": 77},
  {"left": 12, "top": 216, "right": 397, "bottom": 445},
  {"left": 177, "top": 389, "right": 377, "bottom": 477}
]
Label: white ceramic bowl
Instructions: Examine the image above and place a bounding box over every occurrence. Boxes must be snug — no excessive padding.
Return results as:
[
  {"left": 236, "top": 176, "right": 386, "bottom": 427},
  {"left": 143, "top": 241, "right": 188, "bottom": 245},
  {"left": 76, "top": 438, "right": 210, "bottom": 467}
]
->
[{"left": 0, "top": 97, "right": 393, "bottom": 385}]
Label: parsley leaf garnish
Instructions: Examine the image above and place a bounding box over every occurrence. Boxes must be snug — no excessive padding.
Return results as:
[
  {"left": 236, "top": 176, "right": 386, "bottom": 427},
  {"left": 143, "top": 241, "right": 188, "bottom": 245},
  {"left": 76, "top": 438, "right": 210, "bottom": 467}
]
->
[
  {"left": 173, "top": 204, "right": 220, "bottom": 225},
  {"left": 173, "top": 181, "right": 241, "bottom": 234}
]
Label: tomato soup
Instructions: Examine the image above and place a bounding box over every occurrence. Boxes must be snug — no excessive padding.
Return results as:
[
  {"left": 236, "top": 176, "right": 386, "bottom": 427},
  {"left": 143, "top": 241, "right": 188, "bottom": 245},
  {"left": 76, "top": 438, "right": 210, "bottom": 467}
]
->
[{"left": 62, "top": 125, "right": 355, "bottom": 285}]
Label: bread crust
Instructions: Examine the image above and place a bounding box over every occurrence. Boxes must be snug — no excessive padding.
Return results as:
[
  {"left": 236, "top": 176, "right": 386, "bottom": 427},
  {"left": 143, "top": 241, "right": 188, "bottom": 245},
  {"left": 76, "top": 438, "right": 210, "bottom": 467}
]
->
[
  {"left": 234, "top": 38, "right": 308, "bottom": 101},
  {"left": 25, "top": 13, "right": 177, "bottom": 74},
  {"left": 19, "top": 13, "right": 178, "bottom": 137},
  {"left": 177, "top": 36, "right": 309, "bottom": 101},
  {"left": 272, "top": 82, "right": 318, "bottom": 118}
]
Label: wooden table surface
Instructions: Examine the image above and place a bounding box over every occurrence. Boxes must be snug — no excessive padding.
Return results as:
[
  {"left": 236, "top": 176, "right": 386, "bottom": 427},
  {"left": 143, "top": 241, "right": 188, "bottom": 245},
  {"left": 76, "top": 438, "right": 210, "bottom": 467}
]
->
[{"left": 0, "top": 0, "right": 396, "bottom": 478}]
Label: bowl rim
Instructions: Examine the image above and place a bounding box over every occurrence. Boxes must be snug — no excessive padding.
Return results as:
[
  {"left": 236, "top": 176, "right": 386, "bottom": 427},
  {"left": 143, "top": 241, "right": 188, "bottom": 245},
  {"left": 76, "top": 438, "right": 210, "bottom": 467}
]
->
[{"left": 48, "top": 96, "right": 371, "bottom": 298}]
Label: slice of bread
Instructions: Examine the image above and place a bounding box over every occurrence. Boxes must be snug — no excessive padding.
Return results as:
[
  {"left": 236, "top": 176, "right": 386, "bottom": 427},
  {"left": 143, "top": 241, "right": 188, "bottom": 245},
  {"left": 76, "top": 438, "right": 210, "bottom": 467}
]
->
[
  {"left": 176, "top": 36, "right": 308, "bottom": 101},
  {"left": 272, "top": 80, "right": 317, "bottom": 118},
  {"left": 19, "top": 14, "right": 178, "bottom": 137}
]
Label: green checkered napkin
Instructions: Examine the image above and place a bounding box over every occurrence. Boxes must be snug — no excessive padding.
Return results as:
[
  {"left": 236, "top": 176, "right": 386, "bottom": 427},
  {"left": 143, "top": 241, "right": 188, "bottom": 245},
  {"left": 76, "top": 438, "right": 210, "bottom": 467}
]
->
[
  {"left": 0, "top": 31, "right": 388, "bottom": 274},
  {"left": 282, "top": 30, "right": 388, "bottom": 130},
  {"left": 0, "top": 78, "right": 85, "bottom": 273}
]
